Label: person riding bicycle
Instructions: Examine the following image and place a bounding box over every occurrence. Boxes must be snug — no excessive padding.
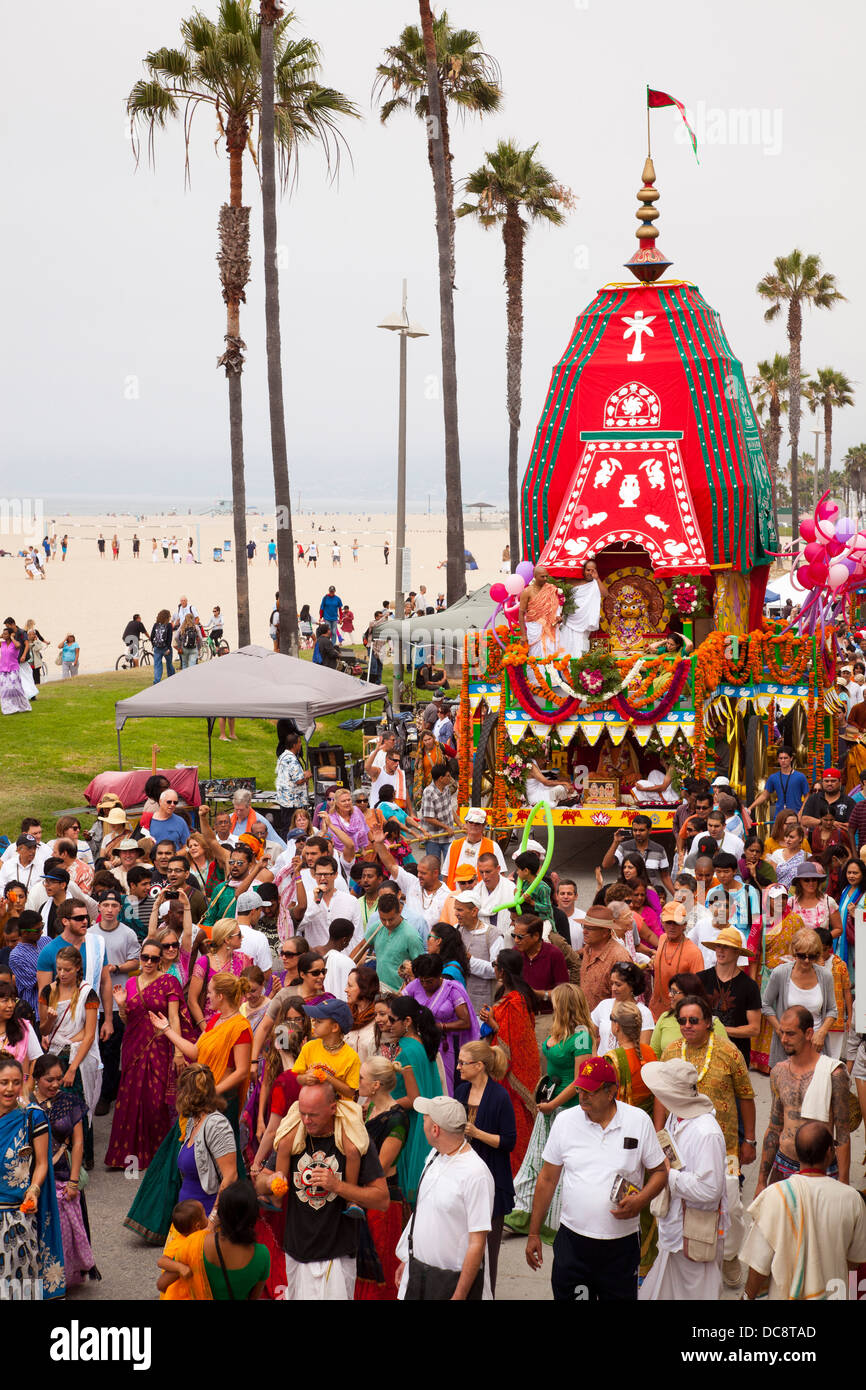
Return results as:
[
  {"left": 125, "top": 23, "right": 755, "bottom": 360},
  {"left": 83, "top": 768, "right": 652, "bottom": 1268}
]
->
[
  {"left": 123, "top": 614, "right": 148, "bottom": 667},
  {"left": 205, "top": 607, "right": 224, "bottom": 646}
]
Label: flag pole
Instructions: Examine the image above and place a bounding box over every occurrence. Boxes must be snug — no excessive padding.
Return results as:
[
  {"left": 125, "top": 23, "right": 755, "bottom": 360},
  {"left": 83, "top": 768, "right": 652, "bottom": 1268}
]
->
[{"left": 646, "top": 84, "right": 651, "bottom": 157}]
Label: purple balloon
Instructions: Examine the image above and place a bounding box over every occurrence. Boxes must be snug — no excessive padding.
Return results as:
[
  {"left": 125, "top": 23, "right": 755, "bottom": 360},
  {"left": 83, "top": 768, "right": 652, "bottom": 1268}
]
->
[
  {"left": 841, "top": 557, "right": 858, "bottom": 574},
  {"left": 515, "top": 560, "right": 535, "bottom": 584},
  {"left": 835, "top": 518, "right": 858, "bottom": 543}
]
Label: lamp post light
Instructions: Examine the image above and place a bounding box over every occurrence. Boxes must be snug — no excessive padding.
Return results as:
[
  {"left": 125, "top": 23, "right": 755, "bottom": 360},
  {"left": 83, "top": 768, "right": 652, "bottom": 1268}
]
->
[{"left": 378, "top": 280, "right": 427, "bottom": 709}]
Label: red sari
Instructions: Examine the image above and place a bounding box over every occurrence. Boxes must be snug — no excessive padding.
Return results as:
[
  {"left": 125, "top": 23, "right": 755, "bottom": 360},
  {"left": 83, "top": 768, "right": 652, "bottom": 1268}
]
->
[{"left": 491, "top": 991, "right": 540, "bottom": 1176}]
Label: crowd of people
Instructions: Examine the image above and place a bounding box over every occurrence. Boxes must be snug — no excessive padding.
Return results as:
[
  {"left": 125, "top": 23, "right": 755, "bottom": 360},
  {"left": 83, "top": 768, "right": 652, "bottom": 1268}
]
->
[{"left": 1, "top": 712, "right": 865, "bottom": 1303}]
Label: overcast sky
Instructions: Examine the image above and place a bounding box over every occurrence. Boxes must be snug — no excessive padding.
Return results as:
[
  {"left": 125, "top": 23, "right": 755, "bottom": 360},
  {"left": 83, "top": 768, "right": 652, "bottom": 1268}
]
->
[{"left": 3, "top": 0, "right": 863, "bottom": 511}]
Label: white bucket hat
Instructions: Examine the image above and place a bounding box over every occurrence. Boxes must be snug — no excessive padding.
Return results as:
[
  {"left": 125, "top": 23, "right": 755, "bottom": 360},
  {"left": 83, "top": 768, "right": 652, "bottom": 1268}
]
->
[{"left": 640, "top": 1060, "right": 715, "bottom": 1119}]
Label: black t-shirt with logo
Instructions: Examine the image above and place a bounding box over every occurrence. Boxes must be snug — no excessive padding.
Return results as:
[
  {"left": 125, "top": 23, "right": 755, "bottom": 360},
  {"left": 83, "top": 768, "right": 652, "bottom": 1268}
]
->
[
  {"left": 801, "top": 792, "right": 853, "bottom": 825},
  {"left": 282, "top": 1132, "right": 384, "bottom": 1264},
  {"left": 698, "top": 966, "right": 762, "bottom": 1065}
]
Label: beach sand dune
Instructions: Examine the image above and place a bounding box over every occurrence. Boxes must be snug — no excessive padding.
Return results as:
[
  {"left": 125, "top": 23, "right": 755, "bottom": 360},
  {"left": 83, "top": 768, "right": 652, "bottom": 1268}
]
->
[{"left": 1, "top": 511, "right": 508, "bottom": 677}]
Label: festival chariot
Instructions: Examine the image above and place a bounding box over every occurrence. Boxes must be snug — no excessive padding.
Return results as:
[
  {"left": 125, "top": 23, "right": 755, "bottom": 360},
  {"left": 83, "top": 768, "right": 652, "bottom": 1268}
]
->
[{"left": 457, "top": 158, "right": 845, "bottom": 841}]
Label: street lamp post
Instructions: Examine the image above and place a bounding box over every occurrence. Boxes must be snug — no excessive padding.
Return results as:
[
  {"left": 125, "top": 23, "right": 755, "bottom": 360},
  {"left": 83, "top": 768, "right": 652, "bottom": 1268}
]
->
[{"left": 378, "top": 281, "right": 428, "bottom": 710}]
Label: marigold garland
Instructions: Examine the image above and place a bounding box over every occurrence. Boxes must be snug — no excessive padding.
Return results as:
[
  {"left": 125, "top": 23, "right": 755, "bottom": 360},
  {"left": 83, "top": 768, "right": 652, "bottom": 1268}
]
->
[
  {"left": 457, "top": 633, "right": 471, "bottom": 806},
  {"left": 493, "top": 679, "right": 508, "bottom": 819}
]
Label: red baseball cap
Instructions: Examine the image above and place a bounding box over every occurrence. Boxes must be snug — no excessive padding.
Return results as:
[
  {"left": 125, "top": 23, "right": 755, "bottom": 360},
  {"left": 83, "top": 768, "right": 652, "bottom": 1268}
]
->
[
  {"left": 576, "top": 1056, "right": 617, "bottom": 1092},
  {"left": 824, "top": 768, "right": 842, "bottom": 779}
]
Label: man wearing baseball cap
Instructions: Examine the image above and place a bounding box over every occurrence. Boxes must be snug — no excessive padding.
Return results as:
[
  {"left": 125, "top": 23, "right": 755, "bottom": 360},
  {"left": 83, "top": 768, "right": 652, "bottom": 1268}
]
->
[
  {"left": 525, "top": 1055, "right": 666, "bottom": 1300},
  {"left": 800, "top": 768, "right": 854, "bottom": 829},
  {"left": 395, "top": 1096, "right": 495, "bottom": 1300},
  {"left": 234, "top": 889, "right": 274, "bottom": 986},
  {"left": 0, "top": 834, "right": 41, "bottom": 896},
  {"left": 443, "top": 807, "right": 506, "bottom": 890}
]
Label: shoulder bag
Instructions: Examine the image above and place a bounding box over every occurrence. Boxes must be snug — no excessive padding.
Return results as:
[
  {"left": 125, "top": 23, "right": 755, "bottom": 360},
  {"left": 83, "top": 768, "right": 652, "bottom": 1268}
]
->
[{"left": 404, "top": 1154, "right": 484, "bottom": 1301}]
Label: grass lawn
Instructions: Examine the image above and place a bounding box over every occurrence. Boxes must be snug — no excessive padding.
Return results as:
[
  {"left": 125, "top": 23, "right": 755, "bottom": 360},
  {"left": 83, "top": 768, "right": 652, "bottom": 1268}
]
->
[{"left": 0, "top": 665, "right": 392, "bottom": 835}]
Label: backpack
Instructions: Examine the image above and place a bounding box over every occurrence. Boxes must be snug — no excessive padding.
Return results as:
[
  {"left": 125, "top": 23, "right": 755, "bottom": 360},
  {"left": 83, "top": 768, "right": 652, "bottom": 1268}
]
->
[
  {"left": 312, "top": 642, "right": 323, "bottom": 665},
  {"left": 182, "top": 624, "right": 198, "bottom": 650}
]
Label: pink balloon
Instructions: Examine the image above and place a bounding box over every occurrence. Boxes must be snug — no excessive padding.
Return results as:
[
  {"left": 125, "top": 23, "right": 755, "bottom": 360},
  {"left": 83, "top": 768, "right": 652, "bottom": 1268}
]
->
[
  {"left": 810, "top": 554, "right": 829, "bottom": 578},
  {"left": 503, "top": 575, "right": 525, "bottom": 597},
  {"left": 828, "top": 562, "right": 850, "bottom": 591},
  {"left": 792, "top": 566, "right": 813, "bottom": 590},
  {"left": 799, "top": 518, "right": 817, "bottom": 542},
  {"left": 797, "top": 564, "right": 821, "bottom": 588},
  {"left": 816, "top": 518, "right": 836, "bottom": 542},
  {"left": 803, "top": 542, "right": 825, "bottom": 564},
  {"left": 826, "top": 538, "right": 846, "bottom": 558},
  {"left": 816, "top": 498, "right": 839, "bottom": 522},
  {"left": 489, "top": 582, "right": 507, "bottom": 603}
]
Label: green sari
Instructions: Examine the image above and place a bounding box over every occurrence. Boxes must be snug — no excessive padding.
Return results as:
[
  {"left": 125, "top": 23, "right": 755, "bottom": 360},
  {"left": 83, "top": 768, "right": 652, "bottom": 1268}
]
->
[{"left": 392, "top": 1036, "right": 442, "bottom": 1203}]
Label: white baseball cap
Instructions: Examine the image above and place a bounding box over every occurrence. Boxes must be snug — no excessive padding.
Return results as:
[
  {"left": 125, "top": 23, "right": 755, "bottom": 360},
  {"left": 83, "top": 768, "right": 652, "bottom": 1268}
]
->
[{"left": 464, "top": 808, "right": 487, "bottom": 826}]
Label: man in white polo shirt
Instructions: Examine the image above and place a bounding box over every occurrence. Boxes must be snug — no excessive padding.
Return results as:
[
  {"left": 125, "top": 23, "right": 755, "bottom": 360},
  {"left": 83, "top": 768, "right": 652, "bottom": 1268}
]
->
[
  {"left": 525, "top": 1055, "right": 666, "bottom": 1301},
  {"left": 368, "top": 825, "right": 450, "bottom": 928}
]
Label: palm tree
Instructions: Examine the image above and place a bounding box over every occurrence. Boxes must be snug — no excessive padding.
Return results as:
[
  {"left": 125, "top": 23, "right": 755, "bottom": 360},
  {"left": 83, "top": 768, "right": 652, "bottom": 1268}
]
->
[
  {"left": 258, "top": 3, "right": 358, "bottom": 654},
  {"left": 803, "top": 367, "right": 854, "bottom": 500},
  {"left": 457, "top": 141, "right": 574, "bottom": 559},
  {"left": 843, "top": 444, "right": 866, "bottom": 519},
  {"left": 373, "top": 11, "right": 501, "bottom": 288},
  {"left": 757, "top": 251, "right": 845, "bottom": 552},
  {"left": 750, "top": 354, "right": 789, "bottom": 532},
  {"left": 416, "top": 0, "right": 468, "bottom": 605},
  {"left": 128, "top": 1, "right": 355, "bottom": 647}
]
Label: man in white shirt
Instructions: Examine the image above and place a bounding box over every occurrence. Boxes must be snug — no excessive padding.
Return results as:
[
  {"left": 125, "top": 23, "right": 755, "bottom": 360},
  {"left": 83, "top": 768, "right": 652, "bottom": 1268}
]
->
[
  {"left": 368, "top": 827, "right": 450, "bottom": 928},
  {"left": 525, "top": 1055, "right": 666, "bottom": 1301},
  {"left": 638, "top": 1059, "right": 728, "bottom": 1301},
  {"left": 365, "top": 748, "right": 408, "bottom": 810},
  {"left": 300, "top": 856, "right": 362, "bottom": 950},
  {"left": 555, "top": 878, "right": 585, "bottom": 949},
  {"left": 366, "top": 730, "right": 398, "bottom": 774},
  {"left": 0, "top": 835, "right": 45, "bottom": 896},
  {"left": 1, "top": 820, "right": 50, "bottom": 868},
  {"left": 686, "top": 810, "right": 744, "bottom": 865},
  {"left": 172, "top": 595, "right": 199, "bottom": 629},
  {"left": 234, "top": 891, "right": 275, "bottom": 986},
  {"left": 476, "top": 854, "right": 516, "bottom": 928},
  {"left": 396, "top": 1096, "right": 494, "bottom": 1300}
]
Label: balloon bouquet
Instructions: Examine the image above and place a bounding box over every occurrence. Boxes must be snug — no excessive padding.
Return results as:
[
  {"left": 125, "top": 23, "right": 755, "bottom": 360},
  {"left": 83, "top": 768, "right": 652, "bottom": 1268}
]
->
[
  {"left": 487, "top": 561, "right": 536, "bottom": 647},
  {"left": 785, "top": 490, "right": 866, "bottom": 640}
]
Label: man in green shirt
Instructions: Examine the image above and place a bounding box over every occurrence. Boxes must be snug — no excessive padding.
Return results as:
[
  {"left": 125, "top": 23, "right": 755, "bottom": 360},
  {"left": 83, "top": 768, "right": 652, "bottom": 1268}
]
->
[{"left": 362, "top": 890, "right": 425, "bottom": 991}]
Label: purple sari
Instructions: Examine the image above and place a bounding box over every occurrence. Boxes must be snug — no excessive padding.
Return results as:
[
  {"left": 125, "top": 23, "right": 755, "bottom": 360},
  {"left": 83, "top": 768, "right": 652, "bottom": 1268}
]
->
[
  {"left": 405, "top": 977, "right": 479, "bottom": 1095},
  {"left": 105, "top": 973, "right": 196, "bottom": 1170}
]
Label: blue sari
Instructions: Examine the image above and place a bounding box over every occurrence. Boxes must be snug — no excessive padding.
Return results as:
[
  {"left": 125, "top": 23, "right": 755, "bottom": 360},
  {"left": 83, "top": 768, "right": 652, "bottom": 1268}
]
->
[
  {"left": 392, "top": 1035, "right": 442, "bottom": 1204},
  {"left": 836, "top": 884, "right": 861, "bottom": 967},
  {"left": 0, "top": 1102, "right": 65, "bottom": 1299}
]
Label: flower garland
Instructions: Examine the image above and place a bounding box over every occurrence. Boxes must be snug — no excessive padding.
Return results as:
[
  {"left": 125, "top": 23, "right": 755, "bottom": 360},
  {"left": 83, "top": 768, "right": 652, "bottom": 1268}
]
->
[
  {"left": 666, "top": 576, "right": 708, "bottom": 619},
  {"left": 612, "top": 662, "right": 690, "bottom": 723},
  {"left": 457, "top": 633, "right": 471, "bottom": 806},
  {"left": 806, "top": 660, "right": 817, "bottom": 785},
  {"left": 493, "top": 680, "right": 508, "bottom": 817},
  {"left": 682, "top": 1030, "right": 715, "bottom": 1082}
]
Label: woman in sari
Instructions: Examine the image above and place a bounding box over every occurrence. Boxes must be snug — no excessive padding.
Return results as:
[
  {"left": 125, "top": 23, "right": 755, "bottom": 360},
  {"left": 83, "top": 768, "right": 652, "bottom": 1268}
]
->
[
  {"left": 0, "top": 1055, "right": 65, "bottom": 1298},
  {"left": 387, "top": 995, "right": 442, "bottom": 1203},
  {"left": 105, "top": 936, "right": 195, "bottom": 1170},
  {"left": 124, "top": 973, "right": 252, "bottom": 1242},
  {"left": 0, "top": 979, "right": 43, "bottom": 1084},
  {"left": 404, "top": 953, "right": 478, "bottom": 1094},
  {"left": 768, "top": 822, "right": 808, "bottom": 888},
  {"left": 320, "top": 787, "right": 369, "bottom": 869},
  {"left": 38, "top": 945, "right": 101, "bottom": 1136},
  {"left": 478, "top": 949, "right": 540, "bottom": 1176},
  {"left": 412, "top": 728, "right": 448, "bottom": 804},
  {"left": 738, "top": 834, "right": 777, "bottom": 892},
  {"left": 188, "top": 919, "right": 250, "bottom": 1029},
  {"left": 835, "top": 857, "right": 864, "bottom": 972},
  {"left": 354, "top": 1057, "right": 409, "bottom": 1301},
  {"left": 504, "top": 983, "right": 593, "bottom": 1244},
  {"left": 32, "top": 1053, "right": 99, "bottom": 1285},
  {"left": 426, "top": 922, "right": 470, "bottom": 990}
]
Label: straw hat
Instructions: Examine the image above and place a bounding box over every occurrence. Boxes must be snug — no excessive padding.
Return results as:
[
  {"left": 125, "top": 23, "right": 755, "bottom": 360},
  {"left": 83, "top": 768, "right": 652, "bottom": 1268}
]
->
[
  {"left": 704, "top": 925, "right": 755, "bottom": 957},
  {"left": 100, "top": 806, "right": 130, "bottom": 828}
]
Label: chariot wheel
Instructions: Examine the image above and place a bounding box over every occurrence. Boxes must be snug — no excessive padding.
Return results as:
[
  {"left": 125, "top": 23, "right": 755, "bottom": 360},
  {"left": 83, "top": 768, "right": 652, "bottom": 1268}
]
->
[
  {"left": 470, "top": 709, "right": 513, "bottom": 851},
  {"left": 744, "top": 710, "right": 767, "bottom": 808},
  {"left": 781, "top": 704, "right": 808, "bottom": 770}
]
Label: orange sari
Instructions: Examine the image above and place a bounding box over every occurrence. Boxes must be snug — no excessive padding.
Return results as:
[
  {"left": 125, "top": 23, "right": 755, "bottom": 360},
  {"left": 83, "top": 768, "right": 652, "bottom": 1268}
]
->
[
  {"left": 198, "top": 1013, "right": 253, "bottom": 1110},
  {"left": 160, "top": 1228, "right": 212, "bottom": 1301},
  {"left": 492, "top": 990, "right": 540, "bottom": 1176}
]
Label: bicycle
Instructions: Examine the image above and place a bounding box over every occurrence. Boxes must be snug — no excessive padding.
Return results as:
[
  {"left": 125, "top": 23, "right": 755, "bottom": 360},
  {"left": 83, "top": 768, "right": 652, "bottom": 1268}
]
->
[
  {"left": 116, "top": 637, "right": 153, "bottom": 671},
  {"left": 199, "top": 632, "right": 230, "bottom": 662}
]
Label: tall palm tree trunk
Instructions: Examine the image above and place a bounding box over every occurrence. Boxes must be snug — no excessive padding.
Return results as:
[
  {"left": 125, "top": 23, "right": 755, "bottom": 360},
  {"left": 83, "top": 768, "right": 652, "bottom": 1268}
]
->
[
  {"left": 217, "top": 147, "right": 251, "bottom": 646},
  {"left": 503, "top": 204, "right": 524, "bottom": 561},
  {"left": 768, "top": 399, "right": 781, "bottom": 532},
  {"left": 425, "top": 91, "right": 456, "bottom": 288},
  {"left": 787, "top": 299, "right": 802, "bottom": 553},
  {"left": 822, "top": 399, "right": 833, "bottom": 493},
  {"left": 419, "top": 0, "right": 465, "bottom": 605},
  {"left": 260, "top": 3, "right": 299, "bottom": 656}
]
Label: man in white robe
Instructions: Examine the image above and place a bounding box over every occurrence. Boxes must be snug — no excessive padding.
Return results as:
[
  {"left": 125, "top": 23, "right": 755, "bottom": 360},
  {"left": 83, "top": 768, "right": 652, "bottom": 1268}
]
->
[{"left": 638, "top": 1059, "right": 727, "bottom": 1301}]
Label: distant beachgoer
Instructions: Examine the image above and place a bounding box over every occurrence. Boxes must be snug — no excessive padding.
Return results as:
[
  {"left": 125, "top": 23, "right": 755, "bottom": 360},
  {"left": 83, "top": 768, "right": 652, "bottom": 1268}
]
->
[
  {"left": 97, "top": 534, "right": 106, "bottom": 559},
  {"left": 111, "top": 535, "right": 119, "bottom": 561},
  {"left": 352, "top": 539, "right": 359, "bottom": 564},
  {"left": 60, "top": 535, "right": 68, "bottom": 561}
]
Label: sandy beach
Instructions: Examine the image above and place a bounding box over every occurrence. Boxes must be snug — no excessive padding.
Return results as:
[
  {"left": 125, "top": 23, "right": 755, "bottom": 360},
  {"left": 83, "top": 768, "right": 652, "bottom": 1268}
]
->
[{"left": 0, "top": 510, "right": 508, "bottom": 676}]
